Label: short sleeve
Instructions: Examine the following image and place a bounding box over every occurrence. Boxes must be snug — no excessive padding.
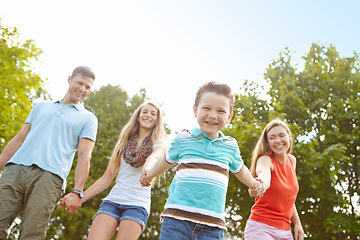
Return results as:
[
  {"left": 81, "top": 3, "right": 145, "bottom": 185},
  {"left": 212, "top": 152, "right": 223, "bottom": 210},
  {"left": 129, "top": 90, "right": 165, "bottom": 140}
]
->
[
  {"left": 165, "top": 134, "right": 181, "bottom": 164},
  {"left": 25, "top": 102, "right": 41, "bottom": 124},
  {"left": 79, "top": 113, "right": 98, "bottom": 142},
  {"left": 229, "top": 140, "right": 243, "bottom": 173}
]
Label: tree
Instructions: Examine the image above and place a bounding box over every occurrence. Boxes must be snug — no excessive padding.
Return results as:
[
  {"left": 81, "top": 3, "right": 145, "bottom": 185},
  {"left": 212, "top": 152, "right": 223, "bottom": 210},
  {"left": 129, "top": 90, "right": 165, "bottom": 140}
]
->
[
  {"left": 225, "top": 43, "right": 360, "bottom": 239},
  {"left": 0, "top": 18, "right": 48, "bottom": 151}
]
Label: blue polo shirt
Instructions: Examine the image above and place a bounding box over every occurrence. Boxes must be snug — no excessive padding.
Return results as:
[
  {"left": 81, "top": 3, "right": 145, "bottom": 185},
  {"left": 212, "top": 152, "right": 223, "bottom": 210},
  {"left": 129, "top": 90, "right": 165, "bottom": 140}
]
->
[
  {"left": 162, "top": 127, "right": 243, "bottom": 229},
  {"left": 8, "top": 100, "right": 98, "bottom": 189}
]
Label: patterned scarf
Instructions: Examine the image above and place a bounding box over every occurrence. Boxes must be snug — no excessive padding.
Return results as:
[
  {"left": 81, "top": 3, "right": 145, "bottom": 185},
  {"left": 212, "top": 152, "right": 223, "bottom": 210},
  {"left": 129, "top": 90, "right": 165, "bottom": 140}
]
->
[{"left": 122, "top": 135, "right": 153, "bottom": 168}]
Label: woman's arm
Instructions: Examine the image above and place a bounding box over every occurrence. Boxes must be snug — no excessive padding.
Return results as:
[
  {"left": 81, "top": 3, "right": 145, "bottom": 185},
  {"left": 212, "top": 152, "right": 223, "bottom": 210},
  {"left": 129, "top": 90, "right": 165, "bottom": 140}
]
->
[
  {"left": 248, "top": 155, "right": 272, "bottom": 197},
  {"left": 291, "top": 204, "right": 304, "bottom": 240},
  {"left": 255, "top": 156, "right": 272, "bottom": 190}
]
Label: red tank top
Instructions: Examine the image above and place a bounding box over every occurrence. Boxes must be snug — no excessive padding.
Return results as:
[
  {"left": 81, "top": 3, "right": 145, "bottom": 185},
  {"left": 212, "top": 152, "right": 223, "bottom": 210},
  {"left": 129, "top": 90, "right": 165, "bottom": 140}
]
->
[{"left": 249, "top": 155, "right": 299, "bottom": 230}]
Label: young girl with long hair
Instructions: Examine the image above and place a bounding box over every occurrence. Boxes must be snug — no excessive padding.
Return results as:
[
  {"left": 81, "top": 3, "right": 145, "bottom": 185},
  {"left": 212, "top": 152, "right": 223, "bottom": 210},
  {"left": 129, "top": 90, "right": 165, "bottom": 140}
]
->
[
  {"left": 62, "top": 101, "right": 167, "bottom": 240},
  {"left": 245, "top": 118, "right": 304, "bottom": 240}
]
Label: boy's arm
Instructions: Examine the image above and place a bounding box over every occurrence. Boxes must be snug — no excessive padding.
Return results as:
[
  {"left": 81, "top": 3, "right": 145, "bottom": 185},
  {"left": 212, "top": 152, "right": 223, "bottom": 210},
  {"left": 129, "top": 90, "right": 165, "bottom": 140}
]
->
[
  {"left": 234, "top": 165, "right": 259, "bottom": 189},
  {"left": 0, "top": 123, "right": 31, "bottom": 169}
]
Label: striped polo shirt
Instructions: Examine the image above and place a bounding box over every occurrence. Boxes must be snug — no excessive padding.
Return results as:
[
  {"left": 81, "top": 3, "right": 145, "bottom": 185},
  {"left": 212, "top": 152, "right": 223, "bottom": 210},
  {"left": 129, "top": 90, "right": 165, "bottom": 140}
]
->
[{"left": 162, "top": 127, "right": 243, "bottom": 229}]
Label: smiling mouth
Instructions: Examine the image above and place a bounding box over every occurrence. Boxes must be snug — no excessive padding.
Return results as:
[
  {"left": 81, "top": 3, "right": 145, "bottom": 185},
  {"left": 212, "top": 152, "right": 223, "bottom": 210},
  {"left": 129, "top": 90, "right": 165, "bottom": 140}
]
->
[{"left": 205, "top": 121, "right": 217, "bottom": 125}]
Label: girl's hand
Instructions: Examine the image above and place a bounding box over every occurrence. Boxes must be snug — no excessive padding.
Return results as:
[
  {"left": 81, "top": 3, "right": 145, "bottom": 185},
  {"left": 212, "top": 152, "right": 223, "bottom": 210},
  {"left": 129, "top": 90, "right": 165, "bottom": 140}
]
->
[{"left": 140, "top": 167, "right": 153, "bottom": 187}]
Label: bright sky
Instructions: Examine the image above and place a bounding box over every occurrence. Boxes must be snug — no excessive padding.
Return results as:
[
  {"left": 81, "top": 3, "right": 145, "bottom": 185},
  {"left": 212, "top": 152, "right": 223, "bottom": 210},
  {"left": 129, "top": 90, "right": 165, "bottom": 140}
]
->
[{"left": 1, "top": 0, "right": 360, "bottom": 133}]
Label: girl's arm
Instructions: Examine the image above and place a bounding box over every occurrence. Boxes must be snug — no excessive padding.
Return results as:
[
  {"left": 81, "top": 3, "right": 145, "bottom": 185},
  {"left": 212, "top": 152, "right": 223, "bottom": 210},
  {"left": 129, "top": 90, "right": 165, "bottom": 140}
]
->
[
  {"left": 81, "top": 163, "right": 118, "bottom": 204},
  {"left": 291, "top": 204, "right": 304, "bottom": 240},
  {"left": 140, "top": 146, "right": 172, "bottom": 187},
  {"left": 61, "top": 161, "right": 118, "bottom": 213}
]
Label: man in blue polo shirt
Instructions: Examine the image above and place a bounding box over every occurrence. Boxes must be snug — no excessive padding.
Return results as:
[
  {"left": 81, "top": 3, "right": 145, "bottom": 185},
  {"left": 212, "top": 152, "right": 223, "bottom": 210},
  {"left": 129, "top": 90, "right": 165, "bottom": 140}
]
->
[{"left": 0, "top": 66, "right": 98, "bottom": 240}]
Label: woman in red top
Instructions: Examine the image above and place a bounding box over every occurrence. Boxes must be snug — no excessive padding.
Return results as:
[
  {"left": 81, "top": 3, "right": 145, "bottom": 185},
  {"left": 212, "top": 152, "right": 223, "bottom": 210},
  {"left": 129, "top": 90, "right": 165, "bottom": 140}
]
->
[{"left": 245, "top": 118, "right": 304, "bottom": 240}]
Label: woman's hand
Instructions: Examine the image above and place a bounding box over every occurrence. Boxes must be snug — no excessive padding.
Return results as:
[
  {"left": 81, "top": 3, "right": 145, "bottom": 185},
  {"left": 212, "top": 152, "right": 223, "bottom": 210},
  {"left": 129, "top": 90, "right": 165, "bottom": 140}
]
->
[
  {"left": 294, "top": 223, "right": 304, "bottom": 240},
  {"left": 248, "top": 178, "right": 267, "bottom": 197}
]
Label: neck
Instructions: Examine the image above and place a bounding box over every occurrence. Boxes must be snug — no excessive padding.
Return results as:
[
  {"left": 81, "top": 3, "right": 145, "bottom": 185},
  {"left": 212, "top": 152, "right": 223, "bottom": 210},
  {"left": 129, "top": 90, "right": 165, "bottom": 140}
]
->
[
  {"left": 138, "top": 127, "right": 152, "bottom": 140},
  {"left": 273, "top": 153, "right": 287, "bottom": 164},
  {"left": 62, "top": 94, "right": 80, "bottom": 105}
]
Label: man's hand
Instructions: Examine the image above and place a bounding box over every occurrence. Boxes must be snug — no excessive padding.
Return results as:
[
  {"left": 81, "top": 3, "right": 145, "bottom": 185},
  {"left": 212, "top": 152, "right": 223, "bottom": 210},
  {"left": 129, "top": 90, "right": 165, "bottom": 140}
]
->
[{"left": 60, "top": 192, "right": 82, "bottom": 214}]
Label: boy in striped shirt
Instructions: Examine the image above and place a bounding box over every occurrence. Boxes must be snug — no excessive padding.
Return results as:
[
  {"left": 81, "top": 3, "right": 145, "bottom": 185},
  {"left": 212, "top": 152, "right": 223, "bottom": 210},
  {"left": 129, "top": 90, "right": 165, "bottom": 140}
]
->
[{"left": 141, "top": 82, "right": 264, "bottom": 239}]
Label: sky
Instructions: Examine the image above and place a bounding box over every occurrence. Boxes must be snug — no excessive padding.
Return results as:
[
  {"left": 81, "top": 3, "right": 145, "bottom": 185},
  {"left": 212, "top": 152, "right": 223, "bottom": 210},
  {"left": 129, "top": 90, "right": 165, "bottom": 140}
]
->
[{"left": 1, "top": 0, "right": 360, "bottom": 133}]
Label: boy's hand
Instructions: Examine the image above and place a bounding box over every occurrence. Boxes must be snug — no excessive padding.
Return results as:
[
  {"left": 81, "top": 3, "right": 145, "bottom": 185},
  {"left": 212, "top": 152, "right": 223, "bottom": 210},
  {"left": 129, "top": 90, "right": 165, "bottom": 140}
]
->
[{"left": 248, "top": 178, "right": 266, "bottom": 197}]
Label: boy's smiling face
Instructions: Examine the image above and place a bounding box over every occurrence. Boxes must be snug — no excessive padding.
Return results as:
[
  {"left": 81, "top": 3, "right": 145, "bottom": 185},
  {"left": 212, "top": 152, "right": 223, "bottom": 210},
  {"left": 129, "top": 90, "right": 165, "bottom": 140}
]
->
[{"left": 193, "top": 92, "right": 233, "bottom": 139}]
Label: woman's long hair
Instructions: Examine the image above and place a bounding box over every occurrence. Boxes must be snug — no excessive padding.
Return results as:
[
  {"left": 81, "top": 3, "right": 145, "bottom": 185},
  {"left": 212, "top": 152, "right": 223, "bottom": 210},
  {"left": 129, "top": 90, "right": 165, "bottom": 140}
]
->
[
  {"left": 250, "top": 118, "right": 293, "bottom": 177},
  {"left": 108, "top": 101, "right": 166, "bottom": 173}
]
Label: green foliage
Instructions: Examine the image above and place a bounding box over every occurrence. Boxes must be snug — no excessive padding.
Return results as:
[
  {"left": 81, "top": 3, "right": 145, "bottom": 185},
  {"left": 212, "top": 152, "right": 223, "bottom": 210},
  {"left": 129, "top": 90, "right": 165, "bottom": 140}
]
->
[
  {"left": 0, "top": 18, "right": 48, "bottom": 152},
  {"left": 226, "top": 43, "right": 360, "bottom": 239}
]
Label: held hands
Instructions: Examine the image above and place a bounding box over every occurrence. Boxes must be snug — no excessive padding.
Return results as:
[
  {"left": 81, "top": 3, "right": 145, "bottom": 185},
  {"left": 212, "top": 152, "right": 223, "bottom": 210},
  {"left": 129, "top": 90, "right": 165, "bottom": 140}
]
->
[
  {"left": 248, "top": 178, "right": 267, "bottom": 198},
  {"left": 140, "top": 166, "right": 154, "bottom": 187},
  {"left": 60, "top": 192, "right": 82, "bottom": 214}
]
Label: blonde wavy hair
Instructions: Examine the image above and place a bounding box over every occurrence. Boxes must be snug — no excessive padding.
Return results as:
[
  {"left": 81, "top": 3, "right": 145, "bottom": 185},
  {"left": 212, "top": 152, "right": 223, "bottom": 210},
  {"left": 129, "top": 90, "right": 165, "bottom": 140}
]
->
[
  {"left": 108, "top": 101, "right": 166, "bottom": 173},
  {"left": 250, "top": 118, "right": 293, "bottom": 177}
]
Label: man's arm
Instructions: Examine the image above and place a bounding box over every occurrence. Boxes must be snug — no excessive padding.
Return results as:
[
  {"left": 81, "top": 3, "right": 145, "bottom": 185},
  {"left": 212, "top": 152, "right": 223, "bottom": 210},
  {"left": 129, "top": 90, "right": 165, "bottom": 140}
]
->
[
  {"left": 61, "top": 138, "right": 95, "bottom": 214},
  {"left": 0, "top": 123, "right": 31, "bottom": 169}
]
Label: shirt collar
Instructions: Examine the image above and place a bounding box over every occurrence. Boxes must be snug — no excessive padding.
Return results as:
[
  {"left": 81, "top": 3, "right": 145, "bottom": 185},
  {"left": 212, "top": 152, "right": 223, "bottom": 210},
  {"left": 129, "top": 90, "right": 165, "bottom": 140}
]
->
[
  {"left": 190, "top": 127, "right": 231, "bottom": 141},
  {"left": 55, "top": 100, "right": 85, "bottom": 111}
]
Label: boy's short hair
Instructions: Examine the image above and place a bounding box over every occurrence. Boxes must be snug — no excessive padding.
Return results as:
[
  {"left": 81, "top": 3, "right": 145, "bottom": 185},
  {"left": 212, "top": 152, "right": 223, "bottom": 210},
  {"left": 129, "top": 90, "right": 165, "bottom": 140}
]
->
[
  {"left": 71, "top": 66, "right": 95, "bottom": 80},
  {"left": 194, "top": 81, "right": 234, "bottom": 112}
]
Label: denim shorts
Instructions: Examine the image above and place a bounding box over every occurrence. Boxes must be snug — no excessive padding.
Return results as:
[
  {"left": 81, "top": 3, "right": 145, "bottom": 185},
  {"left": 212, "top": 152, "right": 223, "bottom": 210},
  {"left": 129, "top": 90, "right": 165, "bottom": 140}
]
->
[
  {"left": 159, "top": 217, "right": 224, "bottom": 240},
  {"left": 94, "top": 200, "right": 149, "bottom": 230}
]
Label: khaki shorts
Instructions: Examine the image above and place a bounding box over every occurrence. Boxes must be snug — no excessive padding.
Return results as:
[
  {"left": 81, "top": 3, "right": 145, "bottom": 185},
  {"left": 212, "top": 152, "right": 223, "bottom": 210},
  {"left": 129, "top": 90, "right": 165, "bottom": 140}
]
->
[{"left": 0, "top": 164, "right": 63, "bottom": 240}]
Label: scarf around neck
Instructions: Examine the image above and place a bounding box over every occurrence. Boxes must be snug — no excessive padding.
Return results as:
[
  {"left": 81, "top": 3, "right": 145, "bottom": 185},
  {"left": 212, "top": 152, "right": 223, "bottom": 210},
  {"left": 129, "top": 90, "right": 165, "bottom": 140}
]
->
[{"left": 122, "top": 135, "right": 153, "bottom": 168}]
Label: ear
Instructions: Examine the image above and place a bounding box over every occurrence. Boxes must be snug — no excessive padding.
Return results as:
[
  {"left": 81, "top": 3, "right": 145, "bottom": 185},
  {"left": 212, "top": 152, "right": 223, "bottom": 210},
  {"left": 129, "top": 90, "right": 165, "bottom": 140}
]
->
[
  {"left": 227, "top": 112, "right": 233, "bottom": 124},
  {"left": 193, "top": 105, "right": 198, "bottom": 118},
  {"left": 68, "top": 76, "right": 71, "bottom": 83}
]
